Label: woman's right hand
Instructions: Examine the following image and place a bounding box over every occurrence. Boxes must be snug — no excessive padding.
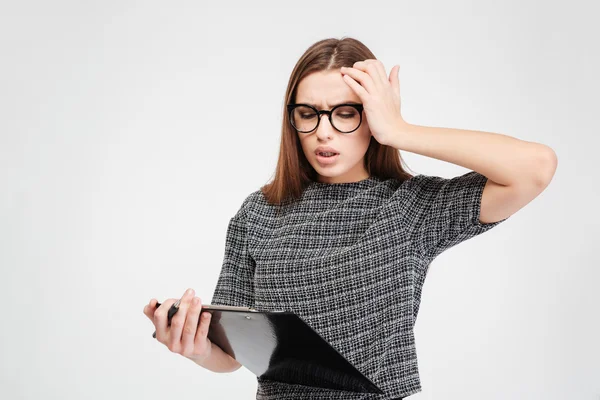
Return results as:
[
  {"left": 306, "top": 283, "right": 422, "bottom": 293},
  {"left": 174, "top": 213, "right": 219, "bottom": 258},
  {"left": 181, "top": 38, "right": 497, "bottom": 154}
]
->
[{"left": 143, "top": 288, "right": 214, "bottom": 364}]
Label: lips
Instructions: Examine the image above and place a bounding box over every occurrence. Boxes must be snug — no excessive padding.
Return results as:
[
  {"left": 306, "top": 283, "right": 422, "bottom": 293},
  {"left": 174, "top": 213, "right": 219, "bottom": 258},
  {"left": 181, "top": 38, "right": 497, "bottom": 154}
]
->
[
  {"left": 315, "top": 152, "right": 339, "bottom": 164},
  {"left": 315, "top": 146, "right": 339, "bottom": 155}
]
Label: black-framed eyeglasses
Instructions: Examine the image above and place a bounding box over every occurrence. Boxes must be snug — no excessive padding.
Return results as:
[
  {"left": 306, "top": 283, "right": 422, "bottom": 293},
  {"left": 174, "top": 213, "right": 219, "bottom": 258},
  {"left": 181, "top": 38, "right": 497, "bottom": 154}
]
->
[{"left": 286, "top": 103, "right": 364, "bottom": 133}]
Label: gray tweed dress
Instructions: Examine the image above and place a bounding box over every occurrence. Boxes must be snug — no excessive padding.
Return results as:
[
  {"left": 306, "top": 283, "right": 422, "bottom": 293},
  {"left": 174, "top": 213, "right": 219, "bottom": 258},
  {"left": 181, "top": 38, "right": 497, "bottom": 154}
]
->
[{"left": 211, "top": 171, "right": 509, "bottom": 399}]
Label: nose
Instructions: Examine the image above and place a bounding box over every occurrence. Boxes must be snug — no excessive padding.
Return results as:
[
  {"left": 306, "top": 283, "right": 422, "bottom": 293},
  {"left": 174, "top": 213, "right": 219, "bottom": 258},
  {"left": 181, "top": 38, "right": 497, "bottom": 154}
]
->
[{"left": 315, "top": 113, "right": 335, "bottom": 139}]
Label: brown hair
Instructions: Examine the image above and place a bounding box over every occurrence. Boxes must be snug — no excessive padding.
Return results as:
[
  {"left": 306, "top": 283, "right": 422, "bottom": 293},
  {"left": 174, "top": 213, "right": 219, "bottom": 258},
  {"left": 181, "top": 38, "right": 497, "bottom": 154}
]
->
[{"left": 260, "top": 36, "right": 415, "bottom": 207}]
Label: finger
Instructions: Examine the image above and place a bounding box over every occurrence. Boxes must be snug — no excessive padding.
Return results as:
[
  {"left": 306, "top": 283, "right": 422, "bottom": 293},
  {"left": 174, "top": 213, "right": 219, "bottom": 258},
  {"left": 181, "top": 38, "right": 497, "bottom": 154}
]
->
[
  {"left": 167, "top": 288, "right": 195, "bottom": 349},
  {"left": 154, "top": 298, "right": 177, "bottom": 342},
  {"left": 367, "top": 59, "right": 388, "bottom": 86},
  {"left": 389, "top": 65, "right": 400, "bottom": 99},
  {"left": 342, "top": 65, "right": 375, "bottom": 94},
  {"left": 377, "top": 60, "right": 389, "bottom": 82},
  {"left": 195, "top": 307, "right": 212, "bottom": 349},
  {"left": 353, "top": 59, "right": 385, "bottom": 90},
  {"left": 181, "top": 296, "right": 202, "bottom": 355},
  {"left": 341, "top": 73, "right": 369, "bottom": 101}
]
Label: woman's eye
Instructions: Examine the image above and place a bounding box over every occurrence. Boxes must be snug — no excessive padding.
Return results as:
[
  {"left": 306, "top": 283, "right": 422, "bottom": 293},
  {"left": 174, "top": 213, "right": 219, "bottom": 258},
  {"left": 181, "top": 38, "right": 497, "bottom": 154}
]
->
[{"left": 300, "top": 114, "right": 316, "bottom": 119}]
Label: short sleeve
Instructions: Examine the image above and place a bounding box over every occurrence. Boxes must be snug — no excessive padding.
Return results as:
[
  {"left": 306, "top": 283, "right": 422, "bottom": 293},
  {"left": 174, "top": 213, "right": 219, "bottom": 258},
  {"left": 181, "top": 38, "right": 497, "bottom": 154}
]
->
[
  {"left": 210, "top": 195, "right": 256, "bottom": 308},
  {"left": 408, "top": 170, "right": 509, "bottom": 260}
]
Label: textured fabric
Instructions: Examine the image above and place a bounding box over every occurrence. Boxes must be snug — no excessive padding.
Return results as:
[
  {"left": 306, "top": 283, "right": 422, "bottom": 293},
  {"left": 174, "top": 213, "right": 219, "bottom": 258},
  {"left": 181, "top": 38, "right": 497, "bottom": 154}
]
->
[{"left": 211, "top": 170, "right": 509, "bottom": 399}]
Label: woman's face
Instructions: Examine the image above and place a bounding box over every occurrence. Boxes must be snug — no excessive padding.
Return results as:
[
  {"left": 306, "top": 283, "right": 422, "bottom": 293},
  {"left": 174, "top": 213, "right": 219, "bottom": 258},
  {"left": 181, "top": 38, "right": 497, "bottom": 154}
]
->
[{"left": 294, "top": 69, "right": 372, "bottom": 184}]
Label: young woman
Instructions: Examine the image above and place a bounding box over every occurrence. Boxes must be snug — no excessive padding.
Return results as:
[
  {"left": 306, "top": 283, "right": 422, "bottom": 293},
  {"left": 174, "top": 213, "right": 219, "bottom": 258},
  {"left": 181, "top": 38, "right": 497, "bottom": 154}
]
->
[{"left": 144, "top": 37, "right": 557, "bottom": 399}]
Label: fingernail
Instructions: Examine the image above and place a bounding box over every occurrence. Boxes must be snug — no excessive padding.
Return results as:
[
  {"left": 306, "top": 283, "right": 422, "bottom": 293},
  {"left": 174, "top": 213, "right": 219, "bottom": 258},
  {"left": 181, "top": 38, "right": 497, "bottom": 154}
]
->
[{"left": 186, "top": 288, "right": 193, "bottom": 296}]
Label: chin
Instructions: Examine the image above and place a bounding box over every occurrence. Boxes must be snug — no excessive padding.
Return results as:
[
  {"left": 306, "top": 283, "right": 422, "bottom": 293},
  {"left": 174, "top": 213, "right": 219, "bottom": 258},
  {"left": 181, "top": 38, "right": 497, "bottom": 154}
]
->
[
  {"left": 313, "top": 167, "right": 347, "bottom": 180},
  {"left": 313, "top": 165, "right": 341, "bottom": 175}
]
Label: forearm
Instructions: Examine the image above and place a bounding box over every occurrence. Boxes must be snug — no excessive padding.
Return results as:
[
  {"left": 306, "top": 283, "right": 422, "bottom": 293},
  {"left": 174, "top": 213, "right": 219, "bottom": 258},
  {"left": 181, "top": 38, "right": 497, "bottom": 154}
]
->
[
  {"left": 189, "top": 342, "right": 242, "bottom": 373},
  {"left": 387, "top": 122, "right": 557, "bottom": 187}
]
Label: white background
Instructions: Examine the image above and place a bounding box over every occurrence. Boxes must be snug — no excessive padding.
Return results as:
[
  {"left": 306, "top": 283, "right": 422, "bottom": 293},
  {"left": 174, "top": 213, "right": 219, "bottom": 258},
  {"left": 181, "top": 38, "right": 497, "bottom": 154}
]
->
[{"left": 1, "top": 1, "right": 598, "bottom": 399}]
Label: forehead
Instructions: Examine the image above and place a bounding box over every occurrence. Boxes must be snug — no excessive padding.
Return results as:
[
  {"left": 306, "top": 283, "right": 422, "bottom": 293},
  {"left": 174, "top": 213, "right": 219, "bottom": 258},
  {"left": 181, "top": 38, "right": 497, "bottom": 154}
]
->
[{"left": 295, "top": 70, "right": 360, "bottom": 107}]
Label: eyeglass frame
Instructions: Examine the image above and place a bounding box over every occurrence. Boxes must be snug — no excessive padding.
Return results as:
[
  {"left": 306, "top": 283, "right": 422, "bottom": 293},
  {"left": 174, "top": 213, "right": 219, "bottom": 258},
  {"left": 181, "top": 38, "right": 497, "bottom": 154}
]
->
[{"left": 286, "top": 103, "right": 365, "bottom": 133}]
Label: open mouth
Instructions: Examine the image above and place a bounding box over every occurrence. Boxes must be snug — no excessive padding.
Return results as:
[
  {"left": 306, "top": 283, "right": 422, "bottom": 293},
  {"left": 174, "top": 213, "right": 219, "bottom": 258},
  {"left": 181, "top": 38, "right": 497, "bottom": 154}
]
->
[
  {"left": 317, "top": 152, "right": 338, "bottom": 157},
  {"left": 315, "top": 152, "right": 339, "bottom": 164}
]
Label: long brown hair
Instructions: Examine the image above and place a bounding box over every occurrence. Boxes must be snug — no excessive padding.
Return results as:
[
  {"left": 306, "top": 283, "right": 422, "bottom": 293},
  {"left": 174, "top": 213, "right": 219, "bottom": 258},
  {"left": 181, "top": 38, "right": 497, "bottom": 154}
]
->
[{"left": 260, "top": 36, "right": 415, "bottom": 207}]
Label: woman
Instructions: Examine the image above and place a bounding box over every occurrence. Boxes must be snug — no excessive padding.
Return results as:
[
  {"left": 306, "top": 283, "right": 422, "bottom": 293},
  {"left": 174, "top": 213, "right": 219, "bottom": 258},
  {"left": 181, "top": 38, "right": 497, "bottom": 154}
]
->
[{"left": 143, "top": 37, "right": 557, "bottom": 399}]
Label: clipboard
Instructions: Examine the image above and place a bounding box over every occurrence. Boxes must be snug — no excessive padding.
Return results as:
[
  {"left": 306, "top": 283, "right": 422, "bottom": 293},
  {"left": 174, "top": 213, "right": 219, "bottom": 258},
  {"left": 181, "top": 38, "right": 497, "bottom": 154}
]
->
[{"left": 202, "top": 304, "right": 384, "bottom": 394}]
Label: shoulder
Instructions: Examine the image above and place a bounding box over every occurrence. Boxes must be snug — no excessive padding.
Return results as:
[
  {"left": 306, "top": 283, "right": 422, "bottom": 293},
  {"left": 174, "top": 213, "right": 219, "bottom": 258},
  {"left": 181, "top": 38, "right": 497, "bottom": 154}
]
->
[
  {"left": 402, "top": 170, "right": 489, "bottom": 198},
  {"left": 383, "top": 171, "right": 491, "bottom": 221},
  {"left": 376, "top": 174, "right": 421, "bottom": 199},
  {"left": 231, "top": 188, "right": 270, "bottom": 220}
]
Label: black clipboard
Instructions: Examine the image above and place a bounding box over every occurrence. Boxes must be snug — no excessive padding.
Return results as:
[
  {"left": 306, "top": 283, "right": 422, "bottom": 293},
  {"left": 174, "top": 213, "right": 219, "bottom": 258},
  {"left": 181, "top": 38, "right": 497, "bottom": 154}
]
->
[{"left": 202, "top": 304, "right": 384, "bottom": 394}]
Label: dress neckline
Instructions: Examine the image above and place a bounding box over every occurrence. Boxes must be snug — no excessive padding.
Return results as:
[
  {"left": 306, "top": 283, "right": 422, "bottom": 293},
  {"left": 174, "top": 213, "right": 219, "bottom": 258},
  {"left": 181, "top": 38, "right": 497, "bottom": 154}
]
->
[
  {"left": 303, "top": 176, "right": 382, "bottom": 200},
  {"left": 307, "top": 175, "right": 378, "bottom": 187}
]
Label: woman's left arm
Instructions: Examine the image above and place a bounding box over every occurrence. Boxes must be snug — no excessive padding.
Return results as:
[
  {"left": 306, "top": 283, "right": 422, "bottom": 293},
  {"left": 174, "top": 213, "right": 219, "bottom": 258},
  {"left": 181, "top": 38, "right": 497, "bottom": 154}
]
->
[
  {"left": 341, "top": 59, "right": 558, "bottom": 225},
  {"left": 386, "top": 122, "right": 558, "bottom": 224}
]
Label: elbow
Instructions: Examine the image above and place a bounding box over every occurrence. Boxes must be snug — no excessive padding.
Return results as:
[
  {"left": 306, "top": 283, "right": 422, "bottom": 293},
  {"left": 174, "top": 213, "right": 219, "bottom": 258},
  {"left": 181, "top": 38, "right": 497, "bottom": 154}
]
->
[{"left": 534, "top": 146, "right": 558, "bottom": 188}]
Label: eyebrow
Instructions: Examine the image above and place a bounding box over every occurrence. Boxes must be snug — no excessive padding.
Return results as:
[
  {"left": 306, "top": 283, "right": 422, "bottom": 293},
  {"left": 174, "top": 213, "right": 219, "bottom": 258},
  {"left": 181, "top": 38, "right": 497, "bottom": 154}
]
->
[{"left": 298, "top": 100, "right": 361, "bottom": 108}]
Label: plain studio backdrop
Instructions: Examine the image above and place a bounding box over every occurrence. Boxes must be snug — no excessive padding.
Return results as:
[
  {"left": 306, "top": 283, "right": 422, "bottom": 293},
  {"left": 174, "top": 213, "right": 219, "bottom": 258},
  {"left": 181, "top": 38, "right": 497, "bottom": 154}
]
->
[{"left": 1, "top": 1, "right": 598, "bottom": 399}]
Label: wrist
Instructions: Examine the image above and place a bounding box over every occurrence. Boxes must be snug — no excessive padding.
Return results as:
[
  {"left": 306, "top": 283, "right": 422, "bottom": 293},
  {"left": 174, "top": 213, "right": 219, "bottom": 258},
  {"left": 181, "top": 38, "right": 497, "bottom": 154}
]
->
[
  {"left": 384, "top": 119, "right": 412, "bottom": 149},
  {"left": 186, "top": 342, "right": 213, "bottom": 366}
]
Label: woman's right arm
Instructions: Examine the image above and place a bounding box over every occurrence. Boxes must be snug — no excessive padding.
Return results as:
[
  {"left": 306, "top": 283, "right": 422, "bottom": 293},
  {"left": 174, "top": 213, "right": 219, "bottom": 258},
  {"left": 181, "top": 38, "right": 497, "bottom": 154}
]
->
[{"left": 144, "top": 288, "right": 242, "bottom": 374}]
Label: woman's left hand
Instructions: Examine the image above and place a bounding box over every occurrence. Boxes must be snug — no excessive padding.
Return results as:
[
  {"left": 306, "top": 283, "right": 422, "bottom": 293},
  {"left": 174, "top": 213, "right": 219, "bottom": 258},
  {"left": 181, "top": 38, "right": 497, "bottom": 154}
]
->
[{"left": 340, "top": 59, "right": 407, "bottom": 146}]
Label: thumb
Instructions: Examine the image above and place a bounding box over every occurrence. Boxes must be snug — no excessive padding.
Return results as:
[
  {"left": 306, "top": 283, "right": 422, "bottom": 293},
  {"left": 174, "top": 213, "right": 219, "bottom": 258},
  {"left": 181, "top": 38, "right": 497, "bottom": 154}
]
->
[
  {"left": 143, "top": 298, "right": 158, "bottom": 321},
  {"left": 389, "top": 65, "right": 400, "bottom": 98}
]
